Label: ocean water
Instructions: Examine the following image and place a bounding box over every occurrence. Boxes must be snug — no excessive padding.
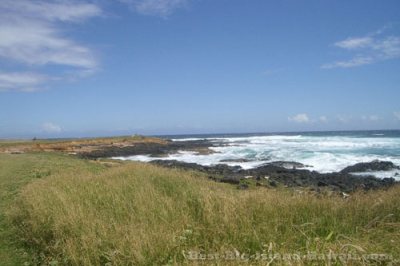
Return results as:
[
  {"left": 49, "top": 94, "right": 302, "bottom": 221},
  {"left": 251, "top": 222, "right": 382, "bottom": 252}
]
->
[{"left": 114, "top": 130, "right": 400, "bottom": 179}]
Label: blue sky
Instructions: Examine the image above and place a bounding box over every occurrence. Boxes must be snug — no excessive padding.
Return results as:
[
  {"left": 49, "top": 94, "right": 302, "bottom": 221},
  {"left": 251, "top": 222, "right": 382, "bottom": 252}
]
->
[{"left": 1, "top": 0, "right": 400, "bottom": 138}]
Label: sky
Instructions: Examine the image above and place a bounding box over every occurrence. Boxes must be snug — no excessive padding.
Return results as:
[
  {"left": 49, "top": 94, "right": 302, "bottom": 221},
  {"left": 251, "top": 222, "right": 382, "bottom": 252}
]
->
[{"left": 1, "top": 0, "right": 400, "bottom": 138}]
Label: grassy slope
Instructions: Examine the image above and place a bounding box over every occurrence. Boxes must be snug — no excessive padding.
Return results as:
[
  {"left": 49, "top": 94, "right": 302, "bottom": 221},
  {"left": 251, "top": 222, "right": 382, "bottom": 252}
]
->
[
  {"left": 0, "top": 153, "right": 105, "bottom": 265},
  {"left": 0, "top": 153, "right": 32, "bottom": 265},
  {"left": 0, "top": 153, "right": 398, "bottom": 265}
]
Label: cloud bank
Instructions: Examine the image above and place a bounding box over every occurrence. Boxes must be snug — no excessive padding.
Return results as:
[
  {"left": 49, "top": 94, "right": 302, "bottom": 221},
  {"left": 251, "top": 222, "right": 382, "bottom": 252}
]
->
[
  {"left": 361, "top": 115, "right": 380, "bottom": 122},
  {"left": 0, "top": 0, "right": 195, "bottom": 92},
  {"left": 118, "top": 0, "right": 189, "bottom": 17},
  {"left": 0, "top": 72, "right": 49, "bottom": 92},
  {"left": 288, "top": 113, "right": 310, "bottom": 123},
  {"left": 322, "top": 27, "right": 400, "bottom": 69},
  {"left": 42, "top": 122, "right": 62, "bottom": 133},
  {"left": 0, "top": 0, "right": 101, "bottom": 92}
]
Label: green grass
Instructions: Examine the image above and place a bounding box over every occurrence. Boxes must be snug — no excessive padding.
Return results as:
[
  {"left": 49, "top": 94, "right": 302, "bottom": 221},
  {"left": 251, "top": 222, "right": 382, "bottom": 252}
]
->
[
  {"left": 1, "top": 152, "right": 399, "bottom": 265},
  {"left": 0, "top": 153, "right": 105, "bottom": 265}
]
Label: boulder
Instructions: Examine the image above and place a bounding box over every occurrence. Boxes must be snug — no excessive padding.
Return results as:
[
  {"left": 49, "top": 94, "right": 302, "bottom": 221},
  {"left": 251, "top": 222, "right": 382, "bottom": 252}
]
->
[{"left": 340, "top": 160, "right": 399, "bottom": 174}]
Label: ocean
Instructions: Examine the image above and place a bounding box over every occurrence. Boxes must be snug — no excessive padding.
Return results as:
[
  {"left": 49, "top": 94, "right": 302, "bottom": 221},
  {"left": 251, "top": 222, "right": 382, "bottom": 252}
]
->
[{"left": 115, "top": 130, "right": 400, "bottom": 179}]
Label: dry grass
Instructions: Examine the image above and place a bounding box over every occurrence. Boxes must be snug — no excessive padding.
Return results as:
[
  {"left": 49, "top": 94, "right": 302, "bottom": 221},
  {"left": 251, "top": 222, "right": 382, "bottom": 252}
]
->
[
  {"left": 0, "top": 153, "right": 105, "bottom": 265},
  {"left": 0, "top": 135, "right": 166, "bottom": 155},
  {"left": 7, "top": 156, "right": 400, "bottom": 265}
]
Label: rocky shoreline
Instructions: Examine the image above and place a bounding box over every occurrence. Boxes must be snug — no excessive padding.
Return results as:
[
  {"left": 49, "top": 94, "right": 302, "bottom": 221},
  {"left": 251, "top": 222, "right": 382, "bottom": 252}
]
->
[
  {"left": 151, "top": 160, "right": 398, "bottom": 193},
  {"left": 79, "top": 139, "right": 216, "bottom": 159},
  {"left": 79, "top": 138, "right": 399, "bottom": 193}
]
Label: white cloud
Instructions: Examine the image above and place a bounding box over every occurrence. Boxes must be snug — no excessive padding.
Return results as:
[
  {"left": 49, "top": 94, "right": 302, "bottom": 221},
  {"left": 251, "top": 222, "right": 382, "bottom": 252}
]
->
[
  {"left": 322, "top": 56, "right": 373, "bottom": 69},
  {"left": 374, "top": 36, "right": 400, "bottom": 59},
  {"left": 319, "top": 116, "right": 328, "bottom": 123},
  {"left": 0, "top": 72, "right": 49, "bottom": 92},
  {"left": 42, "top": 122, "right": 62, "bottom": 133},
  {"left": 394, "top": 112, "right": 400, "bottom": 121},
  {"left": 322, "top": 27, "right": 400, "bottom": 69},
  {"left": 288, "top": 113, "right": 310, "bottom": 123},
  {"left": 0, "top": 0, "right": 101, "bottom": 92},
  {"left": 119, "top": 0, "right": 188, "bottom": 16},
  {"left": 362, "top": 115, "right": 380, "bottom": 121},
  {"left": 369, "top": 115, "right": 380, "bottom": 121},
  {"left": 0, "top": 0, "right": 101, "bottom": 23},
  {"left": 0, "top": 20, "right": 98, "bottom": 69},
  {"left": 337, "top": 115, "right": 351, "bottom": 123},
  {"left": 335, "top": 37, "right": 373, "bottom": 49}
]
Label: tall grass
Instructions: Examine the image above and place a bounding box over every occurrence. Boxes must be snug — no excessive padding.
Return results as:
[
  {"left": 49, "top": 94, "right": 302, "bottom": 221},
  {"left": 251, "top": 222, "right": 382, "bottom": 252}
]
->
[
  {"left": 0, "top": 153, "right": 105, "bottom": 265},
  {"left": 9, "top": 160, "right": 400, "bottom": 265}
]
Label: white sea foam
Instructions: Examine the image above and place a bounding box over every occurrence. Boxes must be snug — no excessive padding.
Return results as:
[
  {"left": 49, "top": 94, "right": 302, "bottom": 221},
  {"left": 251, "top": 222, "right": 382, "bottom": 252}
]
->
[
  {"left": 114, "top": 134, "right": 400, "bottom": 179},
  {"left": 351, "top": 169, "right": 400, "bottom": 180},
  {"left": 171, "top": 138, "right": 208, "bottom": 142},
  {"left": 113, "top": 155, "right": 155, "bottom": 162}
]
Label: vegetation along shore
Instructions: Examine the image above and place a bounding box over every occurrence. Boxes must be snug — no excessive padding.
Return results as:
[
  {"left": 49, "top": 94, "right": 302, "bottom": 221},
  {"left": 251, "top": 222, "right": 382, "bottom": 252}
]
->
[{"left": 0, "top": 136, "right": 399, "bottom": 265}]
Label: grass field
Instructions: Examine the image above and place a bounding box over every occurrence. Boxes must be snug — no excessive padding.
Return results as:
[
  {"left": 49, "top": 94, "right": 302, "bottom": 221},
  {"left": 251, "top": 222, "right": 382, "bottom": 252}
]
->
[
  {"left": 0, "top": 135, "right": 166, "bottom": 154},
  {"left": 0, "top": 153, "right": 106, "bottom": 265},
  {"left": 0, "top": 151, "right": 399, "bottom": 265}
]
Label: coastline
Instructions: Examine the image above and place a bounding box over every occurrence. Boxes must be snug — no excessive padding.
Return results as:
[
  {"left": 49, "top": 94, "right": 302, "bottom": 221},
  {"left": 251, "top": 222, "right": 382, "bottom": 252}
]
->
[
  {"left": 2, "top": 133, "right": 399, "bottom": 193},
  {"left": 1, "top": 135, "right": 400, "bottom": 264},
  {"left": 77, "top": 134, "right": 400, "bottom": 193}
]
